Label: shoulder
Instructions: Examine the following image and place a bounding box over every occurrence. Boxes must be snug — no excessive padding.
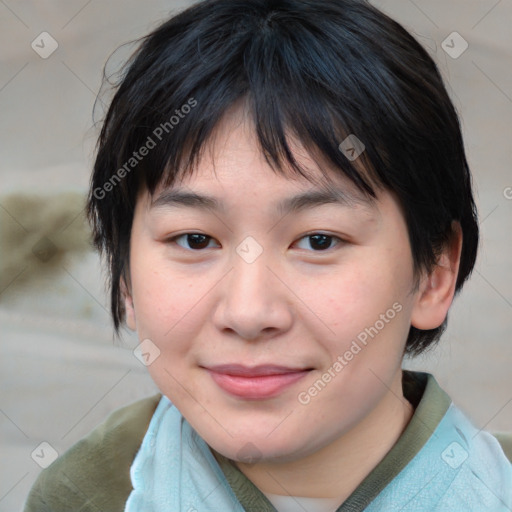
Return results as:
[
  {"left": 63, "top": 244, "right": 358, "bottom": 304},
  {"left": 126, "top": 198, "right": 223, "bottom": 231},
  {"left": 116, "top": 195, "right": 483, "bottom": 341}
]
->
[
  {"left": 439, "top": 404, "right": 512, "bottom": 507},
  {"left": 23, "top": 393, "right": 162, "bottom": 512},
  {"left": 411, "top": 372, "right": 512, "bottom": 464}
]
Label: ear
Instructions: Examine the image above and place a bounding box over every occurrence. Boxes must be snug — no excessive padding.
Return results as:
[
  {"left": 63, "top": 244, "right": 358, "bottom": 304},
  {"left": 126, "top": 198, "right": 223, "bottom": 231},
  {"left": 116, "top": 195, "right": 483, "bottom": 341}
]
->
[
  {"left": 120, "top": 276, "right": 137, "bottom": 331},
  {"left": 410, "top": 222, "right": 463, "bottom": 330}
]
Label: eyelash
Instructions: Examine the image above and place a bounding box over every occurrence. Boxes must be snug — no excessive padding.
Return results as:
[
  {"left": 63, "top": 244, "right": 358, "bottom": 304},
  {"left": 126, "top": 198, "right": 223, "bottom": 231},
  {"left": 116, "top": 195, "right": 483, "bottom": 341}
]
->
[{"left": 165, "top": 232, "right": 344, "bottom": 253}]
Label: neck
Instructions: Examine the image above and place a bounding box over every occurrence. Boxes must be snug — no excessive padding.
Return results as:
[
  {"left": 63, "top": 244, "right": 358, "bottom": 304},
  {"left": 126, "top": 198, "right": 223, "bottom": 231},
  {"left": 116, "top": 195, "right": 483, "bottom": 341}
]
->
[{"left": 234, "top": 369, "right": 414, "bottom": 501}]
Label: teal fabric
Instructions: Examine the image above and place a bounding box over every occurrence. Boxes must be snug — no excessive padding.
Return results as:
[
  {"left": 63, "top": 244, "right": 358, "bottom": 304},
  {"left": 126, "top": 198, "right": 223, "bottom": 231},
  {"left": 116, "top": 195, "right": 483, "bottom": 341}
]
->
[
  {"left": 126, "top": 383, "right": 512, "bottom": 511},
  {"left": 125, "top": 394, "right": 245, "bottom": 512},
  {"left": 363, "top": 403, "right": 512, "bottom": 510}
]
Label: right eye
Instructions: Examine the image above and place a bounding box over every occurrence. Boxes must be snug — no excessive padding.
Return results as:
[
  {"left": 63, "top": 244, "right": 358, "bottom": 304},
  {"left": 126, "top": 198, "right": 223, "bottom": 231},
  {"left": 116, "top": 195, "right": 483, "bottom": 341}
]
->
[{"left": 165, "top": 233, "right": 220, "bottom": 251}]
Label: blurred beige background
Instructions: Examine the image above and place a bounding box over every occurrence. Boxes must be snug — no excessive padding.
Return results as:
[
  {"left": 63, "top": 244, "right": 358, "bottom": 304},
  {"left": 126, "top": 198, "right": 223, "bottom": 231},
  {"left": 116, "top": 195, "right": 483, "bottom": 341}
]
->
[{"left": 1, "top": 1, "right": 511, "bottom": 510}]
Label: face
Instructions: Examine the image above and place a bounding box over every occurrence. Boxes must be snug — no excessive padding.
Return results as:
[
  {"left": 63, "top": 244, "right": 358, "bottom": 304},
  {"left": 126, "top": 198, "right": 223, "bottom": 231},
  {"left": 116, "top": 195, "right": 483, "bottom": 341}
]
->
[{"left": 124, "top": 105, "right": 425, "bottom": 464}]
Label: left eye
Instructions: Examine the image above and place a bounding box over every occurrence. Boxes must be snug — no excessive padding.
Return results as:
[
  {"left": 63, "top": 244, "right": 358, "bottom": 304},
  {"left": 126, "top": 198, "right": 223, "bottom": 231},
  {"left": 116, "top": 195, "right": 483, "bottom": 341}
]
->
[
  {"left": 167, "top": 233, "right": 342, "bottom": 252},
  {"left": 294, "top": 233, "right": 341, "bottom": 251}
]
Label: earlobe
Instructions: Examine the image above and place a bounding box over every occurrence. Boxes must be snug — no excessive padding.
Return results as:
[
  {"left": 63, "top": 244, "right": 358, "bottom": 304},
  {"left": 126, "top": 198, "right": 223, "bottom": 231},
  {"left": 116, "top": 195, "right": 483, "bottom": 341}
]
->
[
  {"left": 121, "top": 277, "right": 137, "bottom": 331},
  {"left": 410, "top": 222, "right": 463, "bottom": 331}
]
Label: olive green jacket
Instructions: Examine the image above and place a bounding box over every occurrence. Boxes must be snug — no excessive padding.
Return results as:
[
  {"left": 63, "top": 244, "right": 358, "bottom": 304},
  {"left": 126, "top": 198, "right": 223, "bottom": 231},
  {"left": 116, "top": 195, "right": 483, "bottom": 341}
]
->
[{"left": 24, "top": 372, "right": 512, "bottom": 512}]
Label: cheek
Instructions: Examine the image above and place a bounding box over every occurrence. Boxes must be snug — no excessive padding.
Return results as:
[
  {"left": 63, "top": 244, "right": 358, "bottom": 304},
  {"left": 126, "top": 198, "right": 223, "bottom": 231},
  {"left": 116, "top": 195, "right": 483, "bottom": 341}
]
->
[
  {"left": 130, "top": 260, "right": 205, "bottom": 402},
  {"left": 129, "top": 248, "right": 194, "bottom": 342},
  {"left": 313, "top": 253, "right": 413, "bottom": 363},
  {"left": 133, "top": 272, "right": 171, "bottom": 332},
  {"left": 315, "top": 260, "right": 396, "bottom": 328}
]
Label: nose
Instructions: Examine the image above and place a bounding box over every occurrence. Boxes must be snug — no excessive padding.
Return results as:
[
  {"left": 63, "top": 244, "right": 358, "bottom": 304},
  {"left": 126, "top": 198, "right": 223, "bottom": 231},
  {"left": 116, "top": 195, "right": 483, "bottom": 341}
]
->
[{"left": 212, "top": 247, "right": 293, "bottom": 341}]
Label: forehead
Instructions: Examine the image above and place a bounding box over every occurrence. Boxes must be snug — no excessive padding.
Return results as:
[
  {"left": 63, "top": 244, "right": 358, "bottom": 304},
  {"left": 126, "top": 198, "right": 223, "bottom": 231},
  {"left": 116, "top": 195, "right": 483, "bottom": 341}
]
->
[{"left": 141, "top": 102, "right": 384, "bottom": 221}]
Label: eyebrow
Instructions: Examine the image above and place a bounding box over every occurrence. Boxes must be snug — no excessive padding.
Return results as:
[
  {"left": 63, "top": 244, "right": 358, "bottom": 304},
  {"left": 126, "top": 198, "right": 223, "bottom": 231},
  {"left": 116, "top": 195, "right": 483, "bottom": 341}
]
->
[{"left": 150, "top": 187, "right": 375, "bottom": 216}]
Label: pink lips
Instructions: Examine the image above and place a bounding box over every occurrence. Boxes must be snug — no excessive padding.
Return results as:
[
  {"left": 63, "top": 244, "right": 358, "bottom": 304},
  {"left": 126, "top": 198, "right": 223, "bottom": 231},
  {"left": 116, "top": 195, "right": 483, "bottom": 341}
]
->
[{"left": 204, "top": 364, "right": 311, "bottom": 400}]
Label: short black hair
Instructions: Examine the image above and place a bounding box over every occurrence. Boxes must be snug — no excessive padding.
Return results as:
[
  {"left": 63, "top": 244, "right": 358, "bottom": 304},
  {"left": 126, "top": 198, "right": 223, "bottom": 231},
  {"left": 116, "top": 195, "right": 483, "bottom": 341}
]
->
[{"left": 87, "top": 0, "right": 479, "bottom": 355}]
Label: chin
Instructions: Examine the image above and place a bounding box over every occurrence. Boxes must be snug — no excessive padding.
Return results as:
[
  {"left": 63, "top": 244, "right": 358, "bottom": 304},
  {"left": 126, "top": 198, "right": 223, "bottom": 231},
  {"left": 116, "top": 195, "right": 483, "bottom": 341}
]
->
[{"left": 203, "top": 427, "right": 310, "bottom": 465}]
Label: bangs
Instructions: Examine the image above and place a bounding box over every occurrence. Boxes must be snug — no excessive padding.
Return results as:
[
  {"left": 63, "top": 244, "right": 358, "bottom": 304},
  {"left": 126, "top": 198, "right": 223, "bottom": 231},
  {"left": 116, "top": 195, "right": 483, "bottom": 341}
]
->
[{"left": 94, "top": 1, "right": 419, "bottom": 208}]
